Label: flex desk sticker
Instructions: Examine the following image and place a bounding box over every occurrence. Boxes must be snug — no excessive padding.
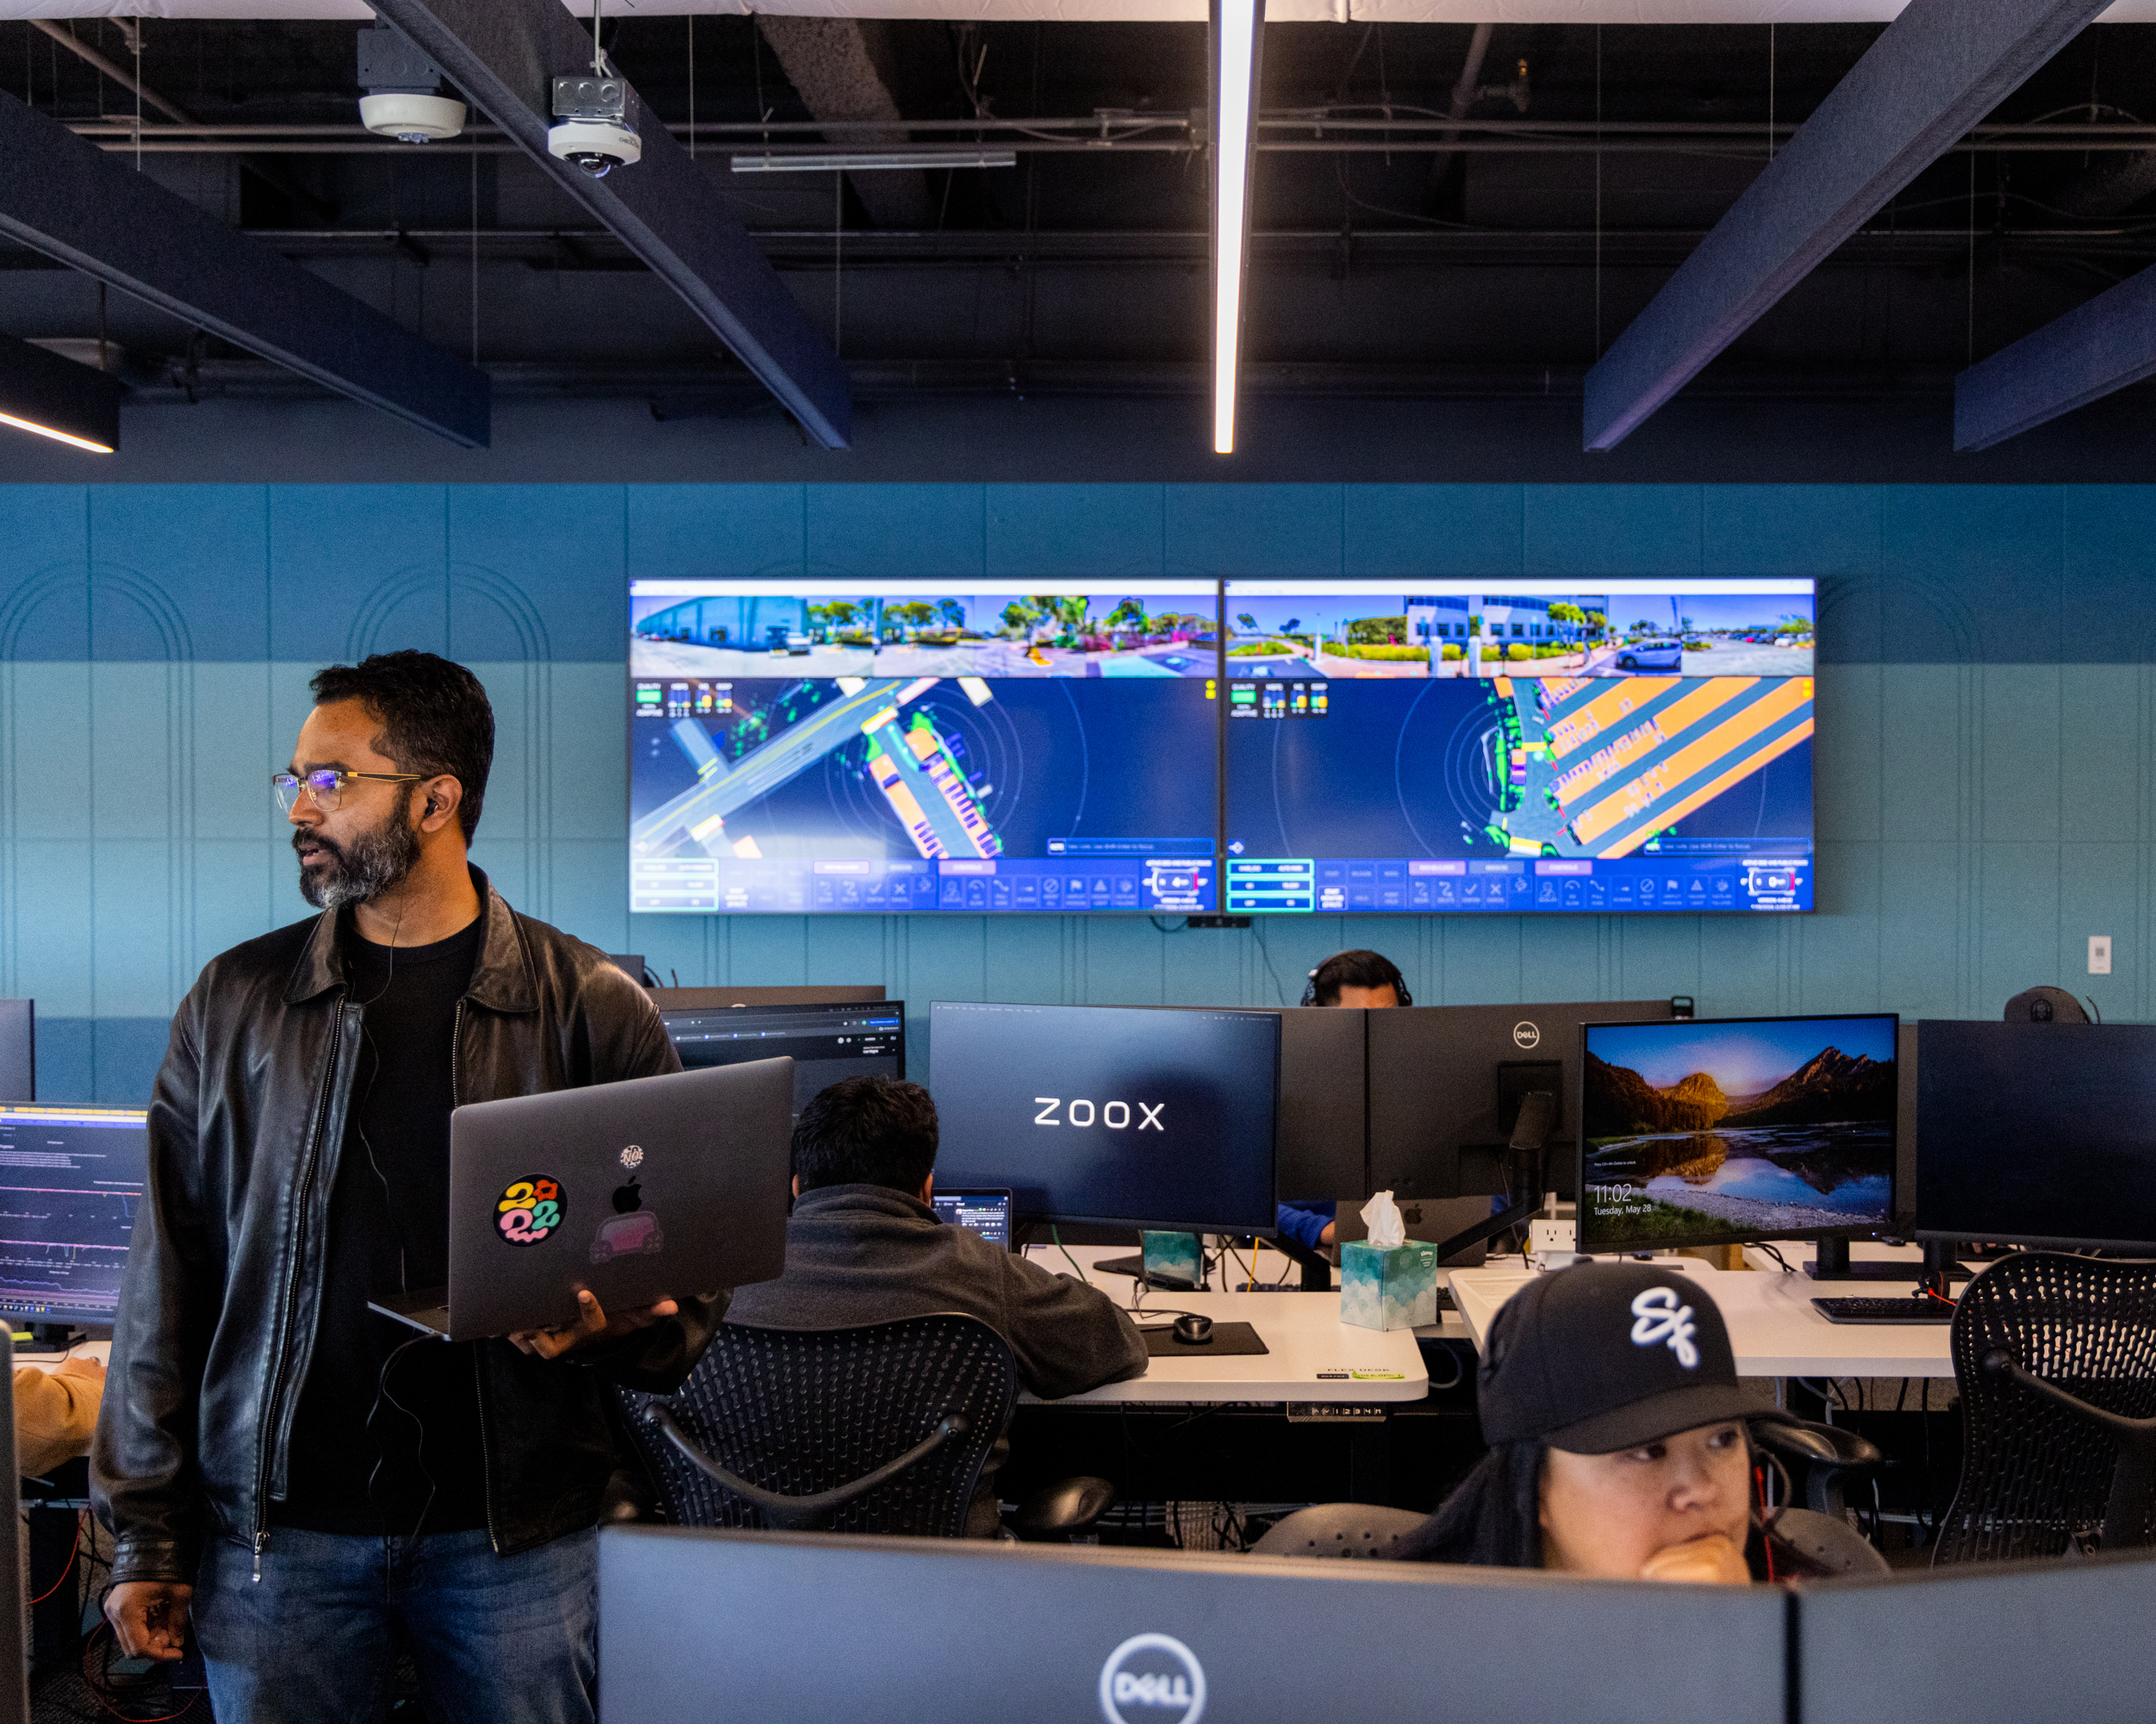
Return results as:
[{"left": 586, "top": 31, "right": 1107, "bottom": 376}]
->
[{"left": 496, "top": 1175, "right": 564, "bottom": 1246}]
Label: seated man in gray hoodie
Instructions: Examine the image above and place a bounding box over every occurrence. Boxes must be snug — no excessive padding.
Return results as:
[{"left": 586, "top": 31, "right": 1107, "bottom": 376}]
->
[{"left": 722, "top": 1073, "right": 1149, "bottom": 1534}]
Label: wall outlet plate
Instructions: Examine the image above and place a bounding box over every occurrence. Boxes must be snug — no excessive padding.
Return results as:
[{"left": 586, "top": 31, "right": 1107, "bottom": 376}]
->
[
  {"left": 1530, "top": 1218, "right": 1576, "bottom": 1256},
  {"left": 2091, "top": 934, "right": 2113, "bottom": 976}
]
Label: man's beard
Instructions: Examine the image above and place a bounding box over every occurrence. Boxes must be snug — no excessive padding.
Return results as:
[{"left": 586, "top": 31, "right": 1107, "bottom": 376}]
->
[{"left": 294, "top": 796, "right": 422, "bottom": 911}]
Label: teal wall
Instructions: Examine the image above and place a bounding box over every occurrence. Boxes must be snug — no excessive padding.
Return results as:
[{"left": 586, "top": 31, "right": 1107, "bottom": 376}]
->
[{"left": 3, "top": 481, "right": 2150, "bottom": 1105}]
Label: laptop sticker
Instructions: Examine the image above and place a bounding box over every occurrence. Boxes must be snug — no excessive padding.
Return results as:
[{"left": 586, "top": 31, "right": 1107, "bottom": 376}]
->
[
  {"left": 496, "top": 1175, "right": 564, "bottom": 1246},
  {"left": 594, "top": 1148, "right": 664, "bottom": 1262}
]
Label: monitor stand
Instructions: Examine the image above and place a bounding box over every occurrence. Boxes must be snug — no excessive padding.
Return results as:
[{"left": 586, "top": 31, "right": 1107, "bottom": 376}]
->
[
  {"left": 12, "top": 1321, "right": 83, "bottom": 1355},
  {"left": 1801, "top": 1237, "right": 1970, "bottom": 1284}
]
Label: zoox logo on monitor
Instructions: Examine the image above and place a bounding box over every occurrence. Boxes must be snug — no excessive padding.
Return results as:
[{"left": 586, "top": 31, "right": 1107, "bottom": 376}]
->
[
  {"left": 1098, "top": 1634, "right": 1206, "bottom": 1724},
  {"left": 1034, "top": 1098, "right": 1166, "bottom": 1130}
]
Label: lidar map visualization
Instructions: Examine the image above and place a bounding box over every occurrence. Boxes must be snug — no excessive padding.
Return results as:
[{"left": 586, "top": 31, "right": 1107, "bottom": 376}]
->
[{"left": 629, "top": 576, "right": 1816, "bottom": 917}]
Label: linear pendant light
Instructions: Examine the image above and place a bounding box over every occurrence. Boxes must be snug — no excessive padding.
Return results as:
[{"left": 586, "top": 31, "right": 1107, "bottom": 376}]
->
[
  {"left": 0, "top": 332, "right": 120, "bottom": 454},
  {"left": 732, "top": 149, "right": 1017, "bottom": 173},
  {"left": 1211, "top": 0, "right": 1262, "bottom": 455}
]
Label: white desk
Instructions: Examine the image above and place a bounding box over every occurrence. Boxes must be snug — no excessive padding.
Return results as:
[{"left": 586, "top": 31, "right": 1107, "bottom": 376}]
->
[
  {"left": 1449, "top": 1259, "right": 1955, "bottom": 1379},
  {"left": 1018, "top": 1245, "right": 1428, "bottom": 1403},
  {"left": 13, "top": 1341, "right": 107, "bottom": 1372}
]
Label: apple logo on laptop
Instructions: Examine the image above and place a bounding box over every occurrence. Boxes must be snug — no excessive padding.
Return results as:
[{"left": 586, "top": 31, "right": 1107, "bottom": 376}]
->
[{"left": 593, "top": 1148, "right": 663, "bottom": 1263}]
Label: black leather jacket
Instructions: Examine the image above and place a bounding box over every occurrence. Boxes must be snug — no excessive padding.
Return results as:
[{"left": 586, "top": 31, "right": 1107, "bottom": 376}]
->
[{"left": 90, "top": 868, "right": 719, "bottom": 1585}]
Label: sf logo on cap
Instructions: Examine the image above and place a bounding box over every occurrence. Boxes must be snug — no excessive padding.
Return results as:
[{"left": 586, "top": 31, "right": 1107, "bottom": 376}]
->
[{"left": 1629, "top": 1286, "right": 1699, "bottom": 1368}]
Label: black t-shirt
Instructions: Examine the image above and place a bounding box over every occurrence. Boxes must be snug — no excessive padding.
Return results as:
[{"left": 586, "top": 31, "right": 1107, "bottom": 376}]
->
[{"left": 275, "top": 913, "right": 489, "bottom": 1538}]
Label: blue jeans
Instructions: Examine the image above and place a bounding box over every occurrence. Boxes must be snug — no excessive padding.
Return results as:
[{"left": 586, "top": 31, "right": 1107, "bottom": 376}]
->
[{"left": 192, "top": 1526, "right": 597, "bottom": 1724}]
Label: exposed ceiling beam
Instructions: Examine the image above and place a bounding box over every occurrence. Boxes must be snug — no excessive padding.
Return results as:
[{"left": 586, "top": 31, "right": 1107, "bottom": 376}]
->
[
  {"left": 1581, "top": 0, "right": 2114, "bottom": 451},
  {"left": 754, "top": 18, "right": 932, "bottom": 231},
  {"left": 1953, "top": 261, "right": 2156, "bottom": 449},
  {"left": 0, "top": 88, "right": 487, "bottom": 444},
  {"left": 371, "top": 0, "right": 851, "bottom": 448}
]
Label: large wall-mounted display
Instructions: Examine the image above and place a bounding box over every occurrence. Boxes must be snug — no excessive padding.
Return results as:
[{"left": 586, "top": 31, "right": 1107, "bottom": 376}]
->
[
  {"left": 1219, "top": 579, "right": 1815, "bottom": 915},
  {"left": 630, "top": 580, "right": 1222, "bottom": 914},
  {"left": 629, "top": 576, "right": 1814, "bottom": 917}
]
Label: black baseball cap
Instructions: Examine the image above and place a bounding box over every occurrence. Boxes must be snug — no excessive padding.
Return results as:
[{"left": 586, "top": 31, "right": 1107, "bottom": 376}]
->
[{"left": 1476, "top": 1262, "right": 1764, "bottom": 1454}]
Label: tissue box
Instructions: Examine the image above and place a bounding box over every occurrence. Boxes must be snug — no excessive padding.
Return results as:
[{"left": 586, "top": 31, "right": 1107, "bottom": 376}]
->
[
  {"left": 1339, "top": 1240, "right": 1440, "bottom": 1330},
  {"left": 1141, "top": 1230, "right": 1202, "bottom": 1286}
]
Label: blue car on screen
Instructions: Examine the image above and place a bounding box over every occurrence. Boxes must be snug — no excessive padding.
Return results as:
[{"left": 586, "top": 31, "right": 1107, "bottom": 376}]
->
[{"left": 1613, "top": 638, "right": 1684, "bottom": 672}]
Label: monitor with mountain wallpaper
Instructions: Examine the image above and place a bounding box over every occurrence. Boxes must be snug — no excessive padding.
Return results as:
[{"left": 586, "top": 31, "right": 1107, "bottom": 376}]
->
[{"left": 1577, "top": 1014, "right": 1898, "bottom": 1254}]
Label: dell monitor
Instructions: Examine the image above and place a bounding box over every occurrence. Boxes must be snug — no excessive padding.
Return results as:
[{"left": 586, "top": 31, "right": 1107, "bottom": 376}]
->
[
  {"left": 929, "top": 1002, "right": 1279, "bottom": 1235},
  {"left": 1916, "top": 1021, "right": 2156, "bottom": 1253},
  {"left": 1577, "top": 1013, "right": 1898, "bottom": 1256},
  {"left": 1368, "top": 999, "right": 1680, "bottom": 1204},
  {"left": 0, "top": 1105, "right": 149, "bottom": 1342},
  {"left": 660, "top": 1000, "right": 904, "bottom": 1116},
  {"left": 0, "top": 1002, "right": 29, "bottom": 1104}
]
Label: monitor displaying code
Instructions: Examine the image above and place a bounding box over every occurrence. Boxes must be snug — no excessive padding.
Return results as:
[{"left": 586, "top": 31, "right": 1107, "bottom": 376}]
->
[{"left": 0, "top": 1105, "right": 149, "bottom": 1325}]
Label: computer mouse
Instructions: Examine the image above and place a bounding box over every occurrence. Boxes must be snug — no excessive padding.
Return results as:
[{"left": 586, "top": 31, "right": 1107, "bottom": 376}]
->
[{"left": 1172, "top": 1313, "right": 1214, "bottom": 1346}]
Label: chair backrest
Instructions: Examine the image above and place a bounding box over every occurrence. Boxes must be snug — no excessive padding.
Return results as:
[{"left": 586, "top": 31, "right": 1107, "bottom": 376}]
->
[
  {"left": 617, "top": 1313, "right": 1019, "bottom": 1538},
  {"left": 1249, "top": 1503, "right": 1429, "bottom": 1559},
  {"left": 1935, "top": 1252, "right": 2156, "bottom": 1565}
]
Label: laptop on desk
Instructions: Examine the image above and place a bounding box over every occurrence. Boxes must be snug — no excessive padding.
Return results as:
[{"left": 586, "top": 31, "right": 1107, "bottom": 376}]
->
[{"left": 370, "top": 1058, "right": 793, "bottom": 1343}]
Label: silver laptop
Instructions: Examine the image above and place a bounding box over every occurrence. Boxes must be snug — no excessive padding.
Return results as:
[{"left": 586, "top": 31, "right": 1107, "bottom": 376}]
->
[{"left": 371, "top": 1057, "right": 793, "bottom": 1342}]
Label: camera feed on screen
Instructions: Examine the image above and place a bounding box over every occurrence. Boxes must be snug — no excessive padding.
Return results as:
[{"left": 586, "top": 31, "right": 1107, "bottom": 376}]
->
[
  {"left": 1579, "top": 1015, "right": 1895, "bottom": 1250},
  {"left": 1221, "top": 580, "right": 1814, "bottom": 915},
  {"left": 630, "top": 582, "right": 1220, "bottom": 915}
]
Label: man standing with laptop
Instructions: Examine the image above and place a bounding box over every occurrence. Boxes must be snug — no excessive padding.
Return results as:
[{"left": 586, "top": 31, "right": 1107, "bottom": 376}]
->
[{"left": 92, "top": 651, "right": 713, "bottom": 1724}]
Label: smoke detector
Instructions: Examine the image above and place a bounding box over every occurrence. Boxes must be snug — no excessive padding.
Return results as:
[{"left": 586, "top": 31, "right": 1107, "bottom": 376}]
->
[{"left": 357, "top": 25, "right": 465, "bottom": 145}]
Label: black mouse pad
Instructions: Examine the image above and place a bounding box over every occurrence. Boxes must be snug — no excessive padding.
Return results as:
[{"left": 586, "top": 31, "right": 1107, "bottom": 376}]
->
[{"left": 1139, "top": 1321, "right": 1269, "bottom": 1357}]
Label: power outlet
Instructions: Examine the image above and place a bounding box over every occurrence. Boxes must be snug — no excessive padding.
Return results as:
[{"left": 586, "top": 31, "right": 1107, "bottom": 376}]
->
[
  {"left": 2091, "top": 935, "right": 2113, "bottom": 976},
  {"left": 1529, "top": 1218, "right": 1575, "bottom": 1254}
]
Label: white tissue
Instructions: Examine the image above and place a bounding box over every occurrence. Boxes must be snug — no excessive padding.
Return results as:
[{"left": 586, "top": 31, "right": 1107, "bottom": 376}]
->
[{"left": 1361, "top": 1189, "right": 1406, "bottom": 1250}]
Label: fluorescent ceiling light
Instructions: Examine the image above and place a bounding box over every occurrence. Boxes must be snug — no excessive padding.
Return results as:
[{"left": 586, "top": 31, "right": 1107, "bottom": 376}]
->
[
  {"left": 0, "top": 333, "right": 120, "bottom": 455},
  {"left": 1212, "top": 0, "right": 1262, "bottom": 455},
  {"left": 732, "top": 149, "right": 1017, "bottom": 174}
]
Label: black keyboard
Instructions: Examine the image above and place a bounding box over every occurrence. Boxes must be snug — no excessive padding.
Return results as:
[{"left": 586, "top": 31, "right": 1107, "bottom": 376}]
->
[{"left": 1812, "top": 1296, "right": 1955, "bottom": 1325}]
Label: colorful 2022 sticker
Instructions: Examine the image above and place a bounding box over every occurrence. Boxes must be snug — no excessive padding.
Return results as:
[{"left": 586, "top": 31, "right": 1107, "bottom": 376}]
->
[{"left": 496, "top": 1175, "right": 564, "bottom": 1246}]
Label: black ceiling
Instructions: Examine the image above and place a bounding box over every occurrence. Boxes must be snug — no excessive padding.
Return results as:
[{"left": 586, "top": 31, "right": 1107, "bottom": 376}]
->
[{"left": 6, "top": 15, "right": 2156, "bottom": 427}]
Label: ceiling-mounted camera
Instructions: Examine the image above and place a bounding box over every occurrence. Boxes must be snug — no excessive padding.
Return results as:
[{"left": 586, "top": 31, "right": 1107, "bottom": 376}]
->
[
  {"left": 549, "top": 74, "right": 640, "bottom": 177},
  {"left": 356, "top": 24, "right": 465, "bottom": 144}
]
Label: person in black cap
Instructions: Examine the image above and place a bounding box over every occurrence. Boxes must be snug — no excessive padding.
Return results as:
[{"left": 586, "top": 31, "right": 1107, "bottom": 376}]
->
[{"left": 1390, "top": 1262, "right": 1822, "bottom": 1581}]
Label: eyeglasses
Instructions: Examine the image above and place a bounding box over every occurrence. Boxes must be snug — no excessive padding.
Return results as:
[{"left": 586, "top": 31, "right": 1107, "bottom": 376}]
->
[{"left": 272, "top": 769, "right": 425, "bottom": 814}]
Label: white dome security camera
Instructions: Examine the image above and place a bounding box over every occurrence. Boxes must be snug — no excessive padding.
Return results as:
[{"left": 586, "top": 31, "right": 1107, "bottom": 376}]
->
[
  {"left": 359, "top": 91, "right": 467, "bottom": 144},
  {"left": 546, "top": 116, "right": 640, "bottom": 177}
]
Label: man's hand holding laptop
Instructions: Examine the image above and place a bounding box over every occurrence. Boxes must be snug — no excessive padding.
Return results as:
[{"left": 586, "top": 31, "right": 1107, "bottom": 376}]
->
[{"left": 508, "top": 1287, "right": 680, "bottom": 1360}]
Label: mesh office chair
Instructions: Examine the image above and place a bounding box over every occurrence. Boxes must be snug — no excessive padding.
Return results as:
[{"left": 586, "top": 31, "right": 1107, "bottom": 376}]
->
[
  {"left": 616, "top": 1313, "right": 1018, "bottom": 1536},
  {"left": 1934, "top": 1252, "right": 2156, "bottom": 1565}
]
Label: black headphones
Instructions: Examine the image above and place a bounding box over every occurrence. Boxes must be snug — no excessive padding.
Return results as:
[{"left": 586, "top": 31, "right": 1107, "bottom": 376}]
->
[{"left": 1300, "top": 953, "right": 1413, "bottom": 1008}]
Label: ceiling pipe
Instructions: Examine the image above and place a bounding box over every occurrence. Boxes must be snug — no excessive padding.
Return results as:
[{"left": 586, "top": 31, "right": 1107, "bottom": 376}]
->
[
  {"left": 1424, "top": 20, "right": 1493, "bottom": 188},
  {"left": 30, "top": 17, "right": 335, "bottom": 215},
  {"left": 27, "top": 17, "right": 187, "bottom": 121}
]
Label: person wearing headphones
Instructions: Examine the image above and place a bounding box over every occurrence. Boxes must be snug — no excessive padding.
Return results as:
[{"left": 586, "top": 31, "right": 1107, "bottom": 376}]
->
[
  {"left": 1386, "top": 1262, "right": 1829, "bottom": 1581},
  {"left": 1276, "top": 949, "right": 1411, "bottom": 1251}
]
